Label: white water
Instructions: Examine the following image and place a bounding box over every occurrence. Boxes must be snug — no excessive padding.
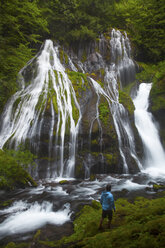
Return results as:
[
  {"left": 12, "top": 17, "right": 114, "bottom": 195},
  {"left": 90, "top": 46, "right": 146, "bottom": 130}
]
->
[
  {"left": 0, "top": 30, "right": 146, "bottom": 176},
  {"left": 133, "top": 83, "right": 165, "bottom": 174},
  {"left": 89, "top": 29, "right": 142, "bottom": 173},
  {"left": 0, "top": 40, "right": 81, "bottom": 178},
  {"left": 0, "top": 201, "right": 71, "bottom": 239}
]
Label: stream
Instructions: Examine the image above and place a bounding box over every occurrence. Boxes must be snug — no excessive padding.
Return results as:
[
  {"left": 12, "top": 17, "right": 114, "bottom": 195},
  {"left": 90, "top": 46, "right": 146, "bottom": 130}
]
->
[{"left": 1, "top": 171, "right": 165, "bottom": 245}]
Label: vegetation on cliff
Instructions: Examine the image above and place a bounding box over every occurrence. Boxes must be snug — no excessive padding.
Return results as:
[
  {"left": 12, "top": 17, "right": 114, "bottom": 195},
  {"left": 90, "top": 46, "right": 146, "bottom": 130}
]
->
[
  {"left": 0, "top": 148, "right": 37, "bottom": 190},
  {"left": 0, "top": 0, "right": 164, "bottom": 112}
]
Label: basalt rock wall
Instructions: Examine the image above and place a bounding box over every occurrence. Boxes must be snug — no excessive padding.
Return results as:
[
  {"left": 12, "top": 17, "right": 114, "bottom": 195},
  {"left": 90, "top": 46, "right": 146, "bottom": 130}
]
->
[{"left": 0, "top": 29, "right": 143, "bottom": 179}]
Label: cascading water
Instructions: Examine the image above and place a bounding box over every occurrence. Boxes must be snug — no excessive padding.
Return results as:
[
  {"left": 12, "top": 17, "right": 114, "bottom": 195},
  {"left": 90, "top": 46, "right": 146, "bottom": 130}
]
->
[
  {"left": 0, "top": 29, "right": 143, "bottom": 178},
  {"left": 1, "top": 30, "right": 165, "bottom": 244},
  {"left": 0, "top": 40, "right": 81, "bottom": 178},
  {"left": 103, "top": 29, "right": 142, "bottom": 172},
  {"left": 133, "top": 83, "right": 165, "bottom": 173}
]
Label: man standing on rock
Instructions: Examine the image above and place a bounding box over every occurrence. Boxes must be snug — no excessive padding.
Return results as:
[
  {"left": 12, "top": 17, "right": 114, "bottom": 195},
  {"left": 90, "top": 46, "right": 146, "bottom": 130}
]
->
[{"left": 99, "top": 184, "right": 116, "bottom": 229}]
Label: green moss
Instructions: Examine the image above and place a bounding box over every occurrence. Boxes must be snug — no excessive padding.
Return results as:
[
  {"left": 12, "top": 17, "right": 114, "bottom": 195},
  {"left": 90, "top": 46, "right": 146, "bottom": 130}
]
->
[
  {"left": 119, "top": 90, "right": 135, "bottom": 115},
  {"left": 59, "top": 48, "right": 69, "bottom": 64},
  {"left": 91, "top": 139, "right": 98, "bottom": 145},
  {"left": 96, "top": 80, "right": 104, "bottom": 88},
  {"left": 150, "top": 76, "right": 165, "bottom": 112},
  {"left": 59, "top": 180, "right": 68, "bottom": 184},
  {"left": 35, "top": 92, "right": 46, "bottom": 113},
  {"left": 104, "top": 153, "right": 117, "bottom": 165},
  {"left": 99, "top": 102, "right": 110, "bottom": 125},
  {"left": 33, "top": 229, "right": 41, "bottom": 241},
  {"left": 12, "top": 97, "right": 22, "bottom": 113},
  {"left": 90, "top": 174, "right": 96, "bottom": 181},
  {"left": 153, "top": 184, "right": 165, "bottom": 191},
  {"left": 0, "top": 149, "right": 37, "bottom": 190},
  {"left": 71, "top": 93, "right": 79, "bottom": 124},
  {"left": 4, "top": 242, "right": 29, "bottom": 248},
  {"left": 48, "top": 196, "right": 165, "bottom": 248},
  {"left": 0, "top": 200, "right": 13, "bottom": 208},
  {"left": 122, "top": 81, "right": 136, "bottom": 95},
  {"left": 136, "top": 61, "right": 165, "bottom": 113},
  {"left": 136, "top": 62, "right": 156, "bottom": 82},
  {"left": 81, "top": 50, "right": 87, "bottom": 63}
]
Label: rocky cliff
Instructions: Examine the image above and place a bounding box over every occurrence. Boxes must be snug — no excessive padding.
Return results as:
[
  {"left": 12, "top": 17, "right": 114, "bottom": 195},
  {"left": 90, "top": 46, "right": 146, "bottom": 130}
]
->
[{"left": 0, "top": 29, "right": 143, "bottom": 179}]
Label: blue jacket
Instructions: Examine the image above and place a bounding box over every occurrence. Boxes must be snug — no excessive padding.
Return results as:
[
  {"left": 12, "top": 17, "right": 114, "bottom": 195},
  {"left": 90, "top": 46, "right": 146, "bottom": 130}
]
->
[{"left": 100, "top": 191, "right": 115, "bottom": 211}]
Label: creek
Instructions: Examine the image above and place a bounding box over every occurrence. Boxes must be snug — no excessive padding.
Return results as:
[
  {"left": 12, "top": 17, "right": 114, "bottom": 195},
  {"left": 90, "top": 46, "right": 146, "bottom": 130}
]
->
[{"left": 1, "top": 171, "right": 165, "bottom": 245}]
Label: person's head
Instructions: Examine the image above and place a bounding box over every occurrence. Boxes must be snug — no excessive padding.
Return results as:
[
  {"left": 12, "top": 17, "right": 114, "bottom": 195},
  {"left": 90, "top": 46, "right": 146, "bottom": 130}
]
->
[{"left": 106, "top": 184, "right": 111, "bottom": 192}]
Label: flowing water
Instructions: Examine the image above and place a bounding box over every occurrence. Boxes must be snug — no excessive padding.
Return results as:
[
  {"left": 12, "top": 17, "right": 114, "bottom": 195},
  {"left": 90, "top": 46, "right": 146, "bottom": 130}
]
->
[
  {"left": 0, "top": 173, "right": 159, "bottom": 243},
  {"left": 133, "top": 83, "right": 165, "bottom": 177},
  {"left": 0, "top": 32, "right": 165, "bottom": 244},
  {"left": 0, "top": 40, "right": 81, "bottom": 178}
]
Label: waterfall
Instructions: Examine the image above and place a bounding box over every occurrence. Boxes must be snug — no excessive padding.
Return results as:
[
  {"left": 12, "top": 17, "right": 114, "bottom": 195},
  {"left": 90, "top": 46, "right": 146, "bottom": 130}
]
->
[
  {"left": 133, "top": 83, "right": 165, "bottom": 171},
  {"left": 104, "top": 29, "right": 142, "bottom": 173},
  {"left": 0, "top": 29, "right": 143, "bottom": 178},
  {"left": 0, "top": 40, "right": 81, "bottom": 178}
]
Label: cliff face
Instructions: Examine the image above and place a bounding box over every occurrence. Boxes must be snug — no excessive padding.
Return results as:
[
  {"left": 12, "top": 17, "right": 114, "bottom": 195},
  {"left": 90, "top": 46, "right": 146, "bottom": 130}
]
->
[{"left": 0, "top": 29, "right": 143, "bottom": 179}]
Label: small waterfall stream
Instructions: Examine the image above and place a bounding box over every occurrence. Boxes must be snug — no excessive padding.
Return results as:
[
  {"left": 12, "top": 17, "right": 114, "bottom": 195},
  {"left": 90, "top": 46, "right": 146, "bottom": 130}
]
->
[
  {"left": 104, "top": 29, "right": 142, "bottom": 172},
  {"left": 133, "top": 83, "right": 165, "bottom": 172}
]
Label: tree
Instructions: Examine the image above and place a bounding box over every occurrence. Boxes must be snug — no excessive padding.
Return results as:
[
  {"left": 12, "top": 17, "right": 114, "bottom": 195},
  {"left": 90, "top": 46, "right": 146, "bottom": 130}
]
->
[{"left": 0, "top": 0, "right": 48, "bottom": 111}]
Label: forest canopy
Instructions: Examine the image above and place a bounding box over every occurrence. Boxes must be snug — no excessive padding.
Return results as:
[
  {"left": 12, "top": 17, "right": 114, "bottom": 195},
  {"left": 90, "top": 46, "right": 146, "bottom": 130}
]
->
[{"left": 0, "top": 0, "right": 164, "bottom": 111}]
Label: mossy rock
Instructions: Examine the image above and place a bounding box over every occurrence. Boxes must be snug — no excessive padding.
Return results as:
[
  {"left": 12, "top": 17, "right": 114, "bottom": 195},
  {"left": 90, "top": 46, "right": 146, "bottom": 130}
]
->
[
  {"left": 153, "top": 184, "right": 165, "bottom": 191},
  {"left": 119, "top": 90, "right": 135, "bottom": 115},
  {"left": 59, "top": 180, "right": 69, "bottom": 185}
]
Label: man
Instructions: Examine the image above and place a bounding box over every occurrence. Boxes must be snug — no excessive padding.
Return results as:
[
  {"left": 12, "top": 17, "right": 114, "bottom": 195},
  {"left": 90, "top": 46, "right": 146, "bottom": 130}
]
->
[{"left": 99, "top": 184, "right": 115, "bottom": 229}]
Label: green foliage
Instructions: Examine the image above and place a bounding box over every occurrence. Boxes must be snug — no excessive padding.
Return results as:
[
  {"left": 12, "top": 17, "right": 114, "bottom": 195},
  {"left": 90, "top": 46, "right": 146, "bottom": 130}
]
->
[
  {"left": 150, "top": 61, "right": 165, "bottom": 112},
  {"left": 0, "top": 147, "right": 37, "bottom": 190},
  {"left": 44, "top": 196, "right": 165, "bottom": 248},
  {"left": 114, "top": 0, "right": 165, "bottom": 62},
  {"left": 0, "top": 0, "right": 164, "bottom": 114},
  {"left": 136, "top": 63, "right": 157, "bottom": 82},
  {"left": 38, "top": 0, "right": 116, "bottom": 43},
  {"left": 119, "top": 90, "right": 135, "bottom": 115},
  {"left": 99, "top": 102, "right": 110, "bottom": 125},
  {"left": 0, "top": 0, "right": 48, "bottom": 112},
  {"left": 136, "top": 61, "right": 165, "bottom": 113},
  {"left": 104, "top": 153, "right": 117, "bottom": 165},
  {"left": 67, "top": 70, "right": 88, "bottom": 99}
]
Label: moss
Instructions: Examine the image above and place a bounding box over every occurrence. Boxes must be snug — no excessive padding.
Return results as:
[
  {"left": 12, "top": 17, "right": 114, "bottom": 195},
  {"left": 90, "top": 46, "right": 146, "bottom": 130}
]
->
[
  {"left": 122, "top": 81, "right": 136, "bottom": 95},
  {"left": 71, "top": 94, "right": 79, "bottom": 124},
  {"left": 49, "top": 196, "right": 165, "bottom": 248},
  {"left": 119, "top": 90, "right": 135, "bottom": 115},
  {"left": 153, "top": 184, "right": 165, "bottom": 191},
  {"left": 0, "top": 200, "right": 13, "bottom": 208},
  {"left": 136, "top": 62, "right": 156, "bottom": 82},
  {"left": 81, "top": 50, "right": 87, "bottom": 63},
  {"left": 59, "top": 180, "right": 68, "bottom": 184},
  {"left": 12, "top": 97, "right": 22, "bottom": 113},
  {"left": 75, "top": 162, "right": 85, "bottom": 178},
  {"left": 136, "top": 61, "right": 165, "bottom": 113},
  {"left": 59, "top": 48, "right": 64, "bottom": 63},
  {"left": 0, "top": 149, "right": 37, "bottom": 190},
  {"left": 59, "top": 48, "right": 69, "bottom": 64},
  {"left": 99, "top": 101, "right": 110, "bottom": 126},
  {"left": 4, "top": 242, "right": 29, "bottom": 248},
  {"left": 90, "top": 174, "right": 96, "bottom": 181},
  {"left": 150, "top": 77, "right": 165, "bottom": 112},
  {"left": 67, "top": 70, "right": 88, "bottom": 99},
  {"left": 35, "top": 92, "right": 46, "bottom": 113},
  {"left": 104, "top": 153, "right": 117, "bottom": 165}
]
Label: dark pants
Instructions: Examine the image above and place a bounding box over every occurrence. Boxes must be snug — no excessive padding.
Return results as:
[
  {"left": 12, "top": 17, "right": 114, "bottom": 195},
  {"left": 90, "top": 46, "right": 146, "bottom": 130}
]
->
[{"left": 102, "top": 209, "right": 113, "bottom": 220}]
